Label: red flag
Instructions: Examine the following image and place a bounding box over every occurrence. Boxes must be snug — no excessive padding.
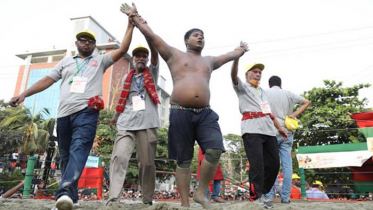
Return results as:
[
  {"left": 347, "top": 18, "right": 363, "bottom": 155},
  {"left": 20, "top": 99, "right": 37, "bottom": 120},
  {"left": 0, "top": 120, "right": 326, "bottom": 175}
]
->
[{"left": 350, "top": 112, "right": 373, "bottom": 128}]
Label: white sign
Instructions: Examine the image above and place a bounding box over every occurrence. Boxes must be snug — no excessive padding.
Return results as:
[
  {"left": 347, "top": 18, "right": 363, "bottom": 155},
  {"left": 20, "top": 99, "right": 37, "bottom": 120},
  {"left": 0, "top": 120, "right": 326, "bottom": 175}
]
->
[
  {"left": 85, "top": 156, "right": 99, "bottom": 168},
  {"left": 297, "top": 151, "right": 372, "bottom": 169}
]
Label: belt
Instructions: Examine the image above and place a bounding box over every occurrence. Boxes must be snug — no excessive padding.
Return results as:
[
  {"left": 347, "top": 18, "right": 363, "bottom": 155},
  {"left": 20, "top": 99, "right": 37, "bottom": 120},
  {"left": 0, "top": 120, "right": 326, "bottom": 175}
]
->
[
  {"left": 242, "top": 112, "right": 275, "bottom": 121},
  {"left": 170, "top": 104, "right": 211, "bottom": 113}
]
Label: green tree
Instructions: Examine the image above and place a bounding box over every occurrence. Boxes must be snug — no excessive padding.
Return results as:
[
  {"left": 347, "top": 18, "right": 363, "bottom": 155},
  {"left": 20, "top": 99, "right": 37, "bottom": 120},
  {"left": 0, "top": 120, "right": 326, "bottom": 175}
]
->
[
  {"left": 295, "top": 80, "right": 370, "bottom": 146},
  {"left": 0, "top": 100, "right": 25, "bottom": 156},
  {"left": 95, "top": 110, "right": 176, "bottom": 184},
  {"left": 294, "top": 80, "right": 371, "bottom": 189},
  {"left": 1, "top": 170, "right": 24, "bottom": 190},
  {"left": 222, "top": 133, "right": 246, "bottom": 182},
  {"left": 0, "top": 104, "right": 54, "bottom": 156},
  {"left": 155, "top": 127, "right": 176, "bottom": 182},
  {"left": 95, "top": 109, "right": 117, "bottom": 165},
  {"left": 190, "top": 144, "right": 200, "bottom": 175}
]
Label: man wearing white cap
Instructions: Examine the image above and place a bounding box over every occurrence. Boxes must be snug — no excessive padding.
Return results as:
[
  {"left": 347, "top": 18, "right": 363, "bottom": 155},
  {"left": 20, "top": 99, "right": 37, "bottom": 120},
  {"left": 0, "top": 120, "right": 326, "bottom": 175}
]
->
[
  {"left": 231, "top": 58, "right": 288, "bottom": 209},
  {"left": 108, "top": 33, "right": 159, "bottom": 206},
  {"left": 10, "top": 18, "right": 138, "bottom": 210},
  {"left": 266, "top": 76, "right": 310, "bottom": 203}
]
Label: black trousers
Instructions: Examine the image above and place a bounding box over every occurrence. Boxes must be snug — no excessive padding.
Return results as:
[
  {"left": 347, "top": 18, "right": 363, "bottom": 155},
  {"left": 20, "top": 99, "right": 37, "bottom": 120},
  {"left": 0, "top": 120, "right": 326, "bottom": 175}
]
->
[{"left": 243, "top": 133, "right": 280, "bottom": 200}]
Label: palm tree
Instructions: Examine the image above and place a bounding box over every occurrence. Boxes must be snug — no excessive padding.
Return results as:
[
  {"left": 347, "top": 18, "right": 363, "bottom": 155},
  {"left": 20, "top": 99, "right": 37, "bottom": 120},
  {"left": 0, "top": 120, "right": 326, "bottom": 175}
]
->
[
  {"left": 0, "top": 100, "right": 25, "bottom": 156},
  {"left": 0, "top": 106, "right": 55, "bottom": 156}
]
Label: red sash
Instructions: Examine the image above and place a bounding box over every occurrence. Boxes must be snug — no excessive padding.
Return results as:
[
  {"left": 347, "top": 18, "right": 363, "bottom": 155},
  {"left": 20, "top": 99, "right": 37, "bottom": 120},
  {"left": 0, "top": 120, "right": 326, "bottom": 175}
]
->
[
  {"left": 116, "top": 67, "right": 160, "bottom": 113},
  {"left": 242, "top": 112, "right": 275, "bottom": 121}
]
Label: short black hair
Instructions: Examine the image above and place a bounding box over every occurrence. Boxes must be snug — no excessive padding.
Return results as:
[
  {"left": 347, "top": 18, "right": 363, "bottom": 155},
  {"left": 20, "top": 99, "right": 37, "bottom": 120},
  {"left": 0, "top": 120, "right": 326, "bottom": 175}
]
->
[
  {"left": 184, "top": 28, "right": 204, "bottom": 41},
  {"left": 269, "top": 75, "right": 281, "bottom": 87}
]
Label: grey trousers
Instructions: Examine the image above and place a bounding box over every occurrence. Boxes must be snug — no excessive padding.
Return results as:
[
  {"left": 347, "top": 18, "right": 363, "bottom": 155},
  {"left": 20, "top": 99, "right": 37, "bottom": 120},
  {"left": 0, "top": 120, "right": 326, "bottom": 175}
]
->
[{"left": 109, "top": 129, "right": 157, "bottom": 204}]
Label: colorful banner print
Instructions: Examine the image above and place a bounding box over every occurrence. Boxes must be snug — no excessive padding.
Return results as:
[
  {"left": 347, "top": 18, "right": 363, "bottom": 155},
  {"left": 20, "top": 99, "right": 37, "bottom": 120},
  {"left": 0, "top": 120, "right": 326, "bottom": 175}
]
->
[{"left": 297, "top": 150, "right": 372, "bottom": 169}]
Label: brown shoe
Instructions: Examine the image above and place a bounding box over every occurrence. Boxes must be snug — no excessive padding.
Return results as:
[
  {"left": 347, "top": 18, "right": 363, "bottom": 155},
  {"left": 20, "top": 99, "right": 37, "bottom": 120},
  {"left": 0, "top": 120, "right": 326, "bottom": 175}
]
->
[{"left": 213, "top": 197, "right": 225, "bottom": 203}]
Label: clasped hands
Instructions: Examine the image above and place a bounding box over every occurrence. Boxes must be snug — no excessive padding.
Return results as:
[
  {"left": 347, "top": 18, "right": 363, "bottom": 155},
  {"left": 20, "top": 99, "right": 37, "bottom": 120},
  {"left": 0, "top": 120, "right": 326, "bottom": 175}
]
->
[
  {"left": 235, "top": 41, "right": 249, "bottom": 53},
  {"left": 120, "top": 2, "right": 147, "bottom": 25}
]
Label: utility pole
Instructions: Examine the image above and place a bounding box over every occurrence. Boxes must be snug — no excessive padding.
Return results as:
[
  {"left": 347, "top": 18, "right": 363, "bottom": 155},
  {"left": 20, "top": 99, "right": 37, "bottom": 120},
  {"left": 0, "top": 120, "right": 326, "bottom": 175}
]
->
[
  {"left": 239, "top": 154, "right": 243, "bottom": 182},
  {"left": 228, "top": 152, "right": 232, "bottom": 178}
]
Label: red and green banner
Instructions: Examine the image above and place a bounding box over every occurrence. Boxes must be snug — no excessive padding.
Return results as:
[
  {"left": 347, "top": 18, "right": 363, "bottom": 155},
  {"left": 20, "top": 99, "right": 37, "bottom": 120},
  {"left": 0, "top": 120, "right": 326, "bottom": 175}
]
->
[
  {"left": 350, "top": 112, "right": 373, "bottom": 129},
  {"left": 351, "top": 111, "right": 373, "bottom": 141},
  {"left": 350, "top": 112, "right": 373, "bottom": 193},
  {"left": 351, "top": 112, "right": 373, "bottom": 153}
]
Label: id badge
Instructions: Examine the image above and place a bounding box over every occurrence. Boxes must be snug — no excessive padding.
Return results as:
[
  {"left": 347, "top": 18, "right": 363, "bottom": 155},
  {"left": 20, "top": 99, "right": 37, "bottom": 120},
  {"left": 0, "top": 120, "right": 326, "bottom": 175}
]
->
[
  {"left": 132, "top": 95, "right": 145, "bottom": 111},
  {"left": 260, "top": 101, "right": 272, "bottom": 114},
  {"left": 70, "top": 77, "right": 87, "bottom": 93}
]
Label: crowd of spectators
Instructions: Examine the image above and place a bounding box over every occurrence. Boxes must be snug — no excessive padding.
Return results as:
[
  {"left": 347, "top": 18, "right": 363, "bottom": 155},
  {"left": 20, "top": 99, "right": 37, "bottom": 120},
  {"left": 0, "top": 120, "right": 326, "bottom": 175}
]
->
[
  {"left": 2, "top": 155, "right": 372, "bottom": 203},
  {"left": 77, "top": 189, "right": 98, "bottom": 201},
  {"left": 1, "top": 153, "right": 61, "bottom": 178},
  {"left": 327, "top": 189, "right": 373, "bottom": 201}
]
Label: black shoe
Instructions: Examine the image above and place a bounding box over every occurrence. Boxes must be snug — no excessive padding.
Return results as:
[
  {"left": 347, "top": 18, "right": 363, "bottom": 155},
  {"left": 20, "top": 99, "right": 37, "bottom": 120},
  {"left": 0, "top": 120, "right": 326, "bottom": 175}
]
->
[
  {"left": 144, "top": 201, "right": 153, "bottom": 206},
  {"left": 281, "top": 199, "right": 291, "bottom": 203}
]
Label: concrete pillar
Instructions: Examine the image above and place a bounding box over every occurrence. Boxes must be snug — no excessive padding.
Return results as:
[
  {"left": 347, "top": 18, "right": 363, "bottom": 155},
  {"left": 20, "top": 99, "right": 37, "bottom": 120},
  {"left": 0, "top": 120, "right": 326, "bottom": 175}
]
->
[
  {"left": 47, "top": 55, "right": 53, "bottom": 63},
  {"left": 299, "top": 168, "right": 307, "bottom": 199},
  {"left": 23, "top": 155, "right": 37, "bottom": 198},
  {"left": 20, "top": 55, "right": 32, "bottom": 93}
]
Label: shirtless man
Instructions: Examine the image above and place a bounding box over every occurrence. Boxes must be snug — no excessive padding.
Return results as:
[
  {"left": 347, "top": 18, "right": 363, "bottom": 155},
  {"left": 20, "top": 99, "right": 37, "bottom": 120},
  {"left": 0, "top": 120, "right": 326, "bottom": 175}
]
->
[{"left": 120, "top": 3, "right": 248, "bottom": 209}]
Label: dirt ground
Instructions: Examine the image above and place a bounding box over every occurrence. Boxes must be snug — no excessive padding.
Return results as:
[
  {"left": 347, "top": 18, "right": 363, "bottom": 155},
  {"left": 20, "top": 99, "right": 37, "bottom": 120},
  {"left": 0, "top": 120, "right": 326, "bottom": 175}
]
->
[{"left": 1, "top": 199, "right": 373, "bottom": 210}]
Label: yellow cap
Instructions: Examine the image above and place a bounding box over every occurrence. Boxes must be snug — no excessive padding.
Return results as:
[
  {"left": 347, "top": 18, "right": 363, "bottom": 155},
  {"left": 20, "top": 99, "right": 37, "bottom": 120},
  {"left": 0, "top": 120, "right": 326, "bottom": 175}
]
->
[
  {"left": 76, "top": 30, "right": 96, "bottom": 41},
  {"left": 132, "top": 45, "right": 149, "bottom": 57},
  {"left": 285, "top": 116, "right": 299, "bottom": 130},
  {"left": 245, "top": 63, "right": 265, "bottom": 73},
  {"left": 313, "top": 180, "right": 323, "bottom": 187},
  {"left": 292, "top": 174, "right": 300, "bottom": 179}
]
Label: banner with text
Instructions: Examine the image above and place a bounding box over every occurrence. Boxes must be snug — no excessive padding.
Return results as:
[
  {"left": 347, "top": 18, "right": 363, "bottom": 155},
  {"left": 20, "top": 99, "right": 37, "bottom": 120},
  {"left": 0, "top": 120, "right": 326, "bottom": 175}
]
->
[{"left": 297, "top": 150, "right": 372, "bottom": 169}]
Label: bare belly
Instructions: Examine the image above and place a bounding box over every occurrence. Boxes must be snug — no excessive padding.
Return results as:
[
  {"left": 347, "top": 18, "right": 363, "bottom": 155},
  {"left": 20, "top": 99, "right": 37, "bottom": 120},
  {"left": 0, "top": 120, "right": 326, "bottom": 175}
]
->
[{"left": 171, "top": 80, "right": 210, "bottom": 108}]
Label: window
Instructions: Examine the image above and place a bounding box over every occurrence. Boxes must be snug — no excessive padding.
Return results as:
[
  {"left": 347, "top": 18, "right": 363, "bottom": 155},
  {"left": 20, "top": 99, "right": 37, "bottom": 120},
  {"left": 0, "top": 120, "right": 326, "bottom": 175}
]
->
[{"left": 24, "top": 68, "right": 61, "bottom": 118}]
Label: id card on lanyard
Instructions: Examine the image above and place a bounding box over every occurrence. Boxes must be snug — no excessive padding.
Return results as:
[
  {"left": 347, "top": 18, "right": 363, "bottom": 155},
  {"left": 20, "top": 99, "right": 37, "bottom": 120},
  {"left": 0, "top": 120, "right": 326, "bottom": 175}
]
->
[
  {"left": 260, "top": 101, "right": 272, "bottom": 114},
  {"left": 255, "top": 87, "right": 272, "bottom": 114},
  {"left": 70, "top": 77, "right": 87, "bottom": 93},
  {"left": 69, "top": 57, "right": 91, "bottom": 93},
  {"left": 132, "top": 74, "right": 145, "bottom": 111},
  {"left": 132, "top": 95, "right": 145, "bottom": 111}
]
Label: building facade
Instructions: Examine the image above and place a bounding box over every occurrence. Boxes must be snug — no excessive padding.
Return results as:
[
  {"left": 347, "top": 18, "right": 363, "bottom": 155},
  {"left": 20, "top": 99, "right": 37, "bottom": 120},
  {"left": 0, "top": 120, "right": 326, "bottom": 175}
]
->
[{"left": 13, "top": 16, "right": 170, "bottom": 127}]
